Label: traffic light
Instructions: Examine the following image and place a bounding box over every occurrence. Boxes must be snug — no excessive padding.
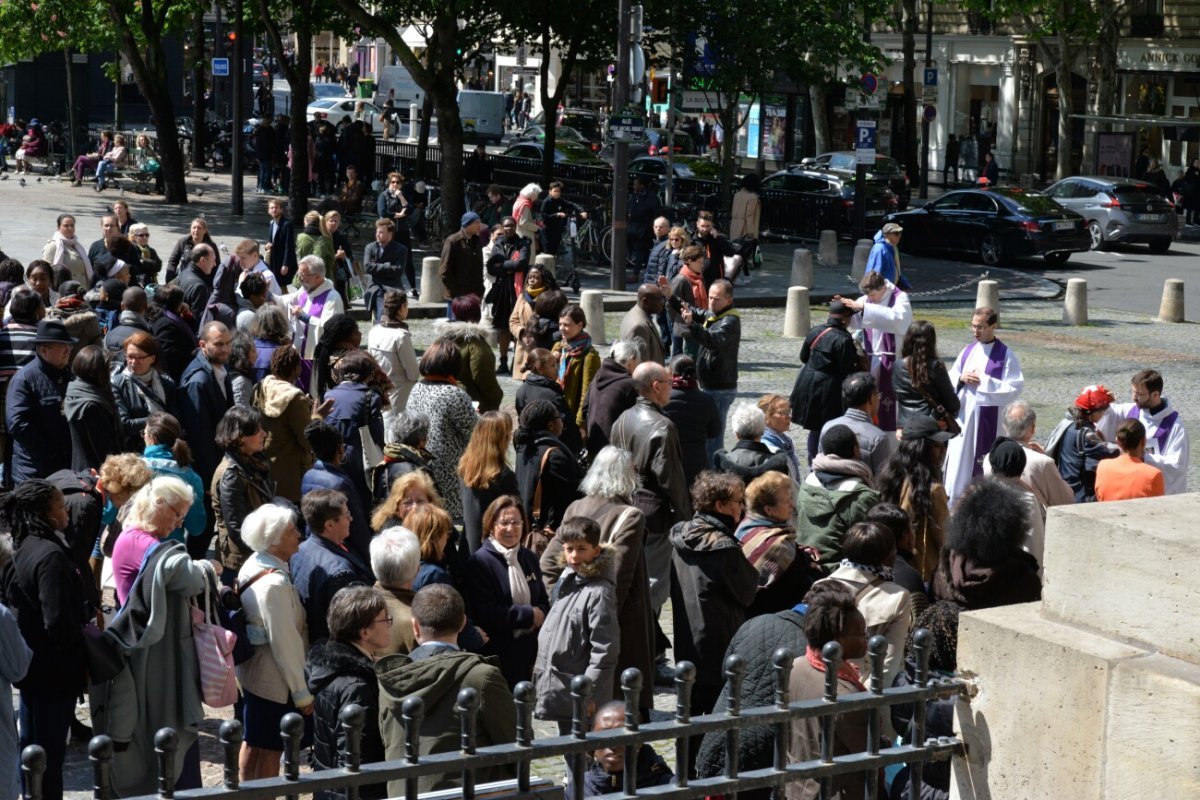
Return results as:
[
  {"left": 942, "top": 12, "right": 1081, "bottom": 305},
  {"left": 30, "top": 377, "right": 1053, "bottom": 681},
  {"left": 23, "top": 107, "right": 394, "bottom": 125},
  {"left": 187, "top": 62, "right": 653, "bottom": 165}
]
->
[
  {"left": 652, "top": 79, "right": 668, "bottom": 104},
  {"left": 227, "top": 32, "right": 237, "bottom": 43}
]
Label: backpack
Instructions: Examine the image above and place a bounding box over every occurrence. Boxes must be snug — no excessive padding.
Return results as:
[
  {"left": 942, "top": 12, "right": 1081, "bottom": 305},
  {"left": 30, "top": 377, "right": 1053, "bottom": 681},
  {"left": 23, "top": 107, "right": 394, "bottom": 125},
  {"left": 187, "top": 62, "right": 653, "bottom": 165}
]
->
[{"left": 1042, "top": 417, "right": 1072, "bottom": 464}]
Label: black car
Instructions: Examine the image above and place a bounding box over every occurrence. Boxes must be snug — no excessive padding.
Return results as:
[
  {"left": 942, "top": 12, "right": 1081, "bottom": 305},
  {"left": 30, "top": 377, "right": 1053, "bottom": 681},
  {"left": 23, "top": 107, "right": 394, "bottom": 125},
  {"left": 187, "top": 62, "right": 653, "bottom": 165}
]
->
[
  {"left": 597, "top": 129, "right": 696, "bottom": 164},
  {"left": 799, "top": 151, "right": 912, "bottom": 208},
  {"left": 885, "top": 187, "right": 1090, "bottom": 266},
  {"left": 761, "top": 167, "right": 899, "bottom": 239}
]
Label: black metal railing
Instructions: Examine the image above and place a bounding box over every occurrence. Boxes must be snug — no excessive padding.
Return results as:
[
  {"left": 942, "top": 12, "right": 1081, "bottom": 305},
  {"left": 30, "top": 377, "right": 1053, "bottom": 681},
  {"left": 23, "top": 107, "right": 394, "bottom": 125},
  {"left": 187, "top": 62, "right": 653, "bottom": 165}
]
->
[
  {"left": 21, "top": 631, "right": 961, "bottom": 800},
  {"left": 761, "top": 190, "right": 843, "bottom": 241}
]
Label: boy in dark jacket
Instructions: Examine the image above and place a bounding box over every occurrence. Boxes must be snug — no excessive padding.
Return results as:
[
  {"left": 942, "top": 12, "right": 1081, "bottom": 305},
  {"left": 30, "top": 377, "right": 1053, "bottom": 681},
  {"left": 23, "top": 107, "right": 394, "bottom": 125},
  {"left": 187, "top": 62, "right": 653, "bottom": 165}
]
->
[
  {"left": 585, "top": 701, "right": 673, "bottom": 797},
  {"left": 307, "top": 586, "right": 389, "bottom": 800}
]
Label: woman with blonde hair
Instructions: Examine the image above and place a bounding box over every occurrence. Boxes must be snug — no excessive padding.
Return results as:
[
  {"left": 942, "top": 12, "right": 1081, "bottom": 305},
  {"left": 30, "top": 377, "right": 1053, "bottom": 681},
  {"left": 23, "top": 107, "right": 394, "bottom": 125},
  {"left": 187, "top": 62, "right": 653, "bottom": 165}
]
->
[
  {"left": 512, "top": 182, "right": 542, "bottom": 256},
  {"left": 322, "top": 209, "right": 355, "bottom": 306},
  {"left": 295, "top": 210, "right": 335, "bottom": 286},
  {"left": 405, "top": 503, "right": 487, "bottom": 651},
  {"left": 458, "top": 410, "right": 519, "bottom": 553},
  {"left": 371, "top": 469, "right": 443, "bottom": 533}
]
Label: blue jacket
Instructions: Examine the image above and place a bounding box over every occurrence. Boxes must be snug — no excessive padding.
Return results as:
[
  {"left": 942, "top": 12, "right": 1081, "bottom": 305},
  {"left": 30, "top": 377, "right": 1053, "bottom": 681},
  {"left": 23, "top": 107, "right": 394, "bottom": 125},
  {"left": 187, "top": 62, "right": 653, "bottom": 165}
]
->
[
  {"left": 0, "top": 602, "right": 31, "bottom": 800},
  {"left": 142, "top": 443, "right": 207, "bottom": 542},
  {"left": 290, "top": 533, "right": 373, "bottom": 643},
  {"left": 642, "top": 238, "right": 672, "bottom": 283},
  {"left": 5, "top": 356, "right": 72, "bottom": 483},
  {"left": 866, "top": 230, "right": 911, "bottom": 290},
  {"left": 323, "top": 381, "right": 384, "bottom": 519},
  {"left": 178, "top": 351, "right": 233, "bottom": 488},
  {"left": 301, "top": 460, "right": 373, "bottom": 566}
]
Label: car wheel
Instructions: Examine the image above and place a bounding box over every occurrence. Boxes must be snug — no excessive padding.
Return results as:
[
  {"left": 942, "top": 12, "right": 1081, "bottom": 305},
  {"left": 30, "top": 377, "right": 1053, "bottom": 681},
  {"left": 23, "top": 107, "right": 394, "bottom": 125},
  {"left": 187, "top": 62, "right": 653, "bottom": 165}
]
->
[
  {"left": 1148, "top": 237, "right": 1171, "bottom": 254},
  {"left": 1087, "top": 220, "right": 1105, "bottom": 250},
  {"left": 1044, "top": 251, "right": 1071, "bottom": 265},
  {"left": 978, "top": 234, "right": 1003, "bottom": 266}
]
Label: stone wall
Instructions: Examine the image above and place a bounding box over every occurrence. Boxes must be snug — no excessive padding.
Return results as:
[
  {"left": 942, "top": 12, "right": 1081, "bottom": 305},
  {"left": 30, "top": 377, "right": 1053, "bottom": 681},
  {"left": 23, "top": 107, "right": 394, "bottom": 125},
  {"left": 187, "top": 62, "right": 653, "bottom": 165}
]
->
[{"left": 951, "top": 494, "right": 1200, "bottom": 799}]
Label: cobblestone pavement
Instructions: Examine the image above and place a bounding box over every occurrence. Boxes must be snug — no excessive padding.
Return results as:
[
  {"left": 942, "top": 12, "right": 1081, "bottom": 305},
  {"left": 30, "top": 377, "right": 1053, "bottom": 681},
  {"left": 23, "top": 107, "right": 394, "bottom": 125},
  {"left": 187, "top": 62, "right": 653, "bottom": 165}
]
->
[{"left": 42, "top": 296, "right": 1197, "bottom": 796}]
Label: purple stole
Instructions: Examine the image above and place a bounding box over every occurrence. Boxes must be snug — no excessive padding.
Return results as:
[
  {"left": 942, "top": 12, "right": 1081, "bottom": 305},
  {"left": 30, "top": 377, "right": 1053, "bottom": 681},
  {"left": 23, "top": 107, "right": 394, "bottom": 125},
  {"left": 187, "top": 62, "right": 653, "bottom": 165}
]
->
[
  {"left": 865, "top": 288, "right": 900, "bottom": 431},
  {"left": 295, "top": 287, "right": 332, "bottom": 392},
  {"left": 959, "top": 338, "right": 1009, "bottom": 476},
  {"left": 1127, "top": 405, "right": 1178, "bottom": 453}
]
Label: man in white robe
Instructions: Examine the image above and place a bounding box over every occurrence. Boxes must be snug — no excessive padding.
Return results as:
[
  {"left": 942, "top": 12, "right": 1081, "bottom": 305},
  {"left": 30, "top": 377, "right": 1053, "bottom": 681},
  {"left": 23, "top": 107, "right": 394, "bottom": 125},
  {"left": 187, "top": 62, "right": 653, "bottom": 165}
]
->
[
  {"left": 944, "top": 306, "right": 1024, "bottom": 505},
  {"left": 1097, "top": 369, "right": 1188, "bottom": 494},
  {"left": 838, "top": 271, "right": 913, "bottom": 433},
  {"left": 287, "top": 254, "right": 344, "bottom": 394}
]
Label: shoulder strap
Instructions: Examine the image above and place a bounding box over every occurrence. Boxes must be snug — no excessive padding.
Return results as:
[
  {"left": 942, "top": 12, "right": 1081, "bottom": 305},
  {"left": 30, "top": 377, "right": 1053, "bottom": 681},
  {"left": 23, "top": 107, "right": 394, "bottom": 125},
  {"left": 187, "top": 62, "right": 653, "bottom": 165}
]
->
[
  {"left": 853, "top": 576, "right": 884, "bottom": 602},
  {"left": 810, "top": 325, "right": 835, "bottom": 350},
  {"left": 236, "top": 567, "right": 279, "bottom": 596},
  {"left": 602, "top": 506, "right": 638, "bottom": 546},
  {"left": 532, "top": 447, "right": 556, "bottom": 526}
]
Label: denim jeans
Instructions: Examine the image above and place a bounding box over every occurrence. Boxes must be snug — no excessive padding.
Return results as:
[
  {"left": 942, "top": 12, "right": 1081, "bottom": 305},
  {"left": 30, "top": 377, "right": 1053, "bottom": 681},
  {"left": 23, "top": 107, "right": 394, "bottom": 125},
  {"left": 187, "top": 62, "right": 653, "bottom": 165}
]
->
[
  {"left": 705, "top": 388, "right": 738, "bottom": 461},
  {"left": 19, "top": 689, "right": 77, "bottom": 800},
  {"left": 96, "top": 160, "right": 117, "bottom": 189}
]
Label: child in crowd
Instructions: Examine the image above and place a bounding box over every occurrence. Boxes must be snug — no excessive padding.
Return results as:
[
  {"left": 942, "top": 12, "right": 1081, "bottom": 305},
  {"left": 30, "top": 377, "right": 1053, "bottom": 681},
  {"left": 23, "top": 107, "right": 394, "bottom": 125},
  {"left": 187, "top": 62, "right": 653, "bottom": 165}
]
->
[{"left": 584, "top": 701, "right": 674, "bottom": 797}]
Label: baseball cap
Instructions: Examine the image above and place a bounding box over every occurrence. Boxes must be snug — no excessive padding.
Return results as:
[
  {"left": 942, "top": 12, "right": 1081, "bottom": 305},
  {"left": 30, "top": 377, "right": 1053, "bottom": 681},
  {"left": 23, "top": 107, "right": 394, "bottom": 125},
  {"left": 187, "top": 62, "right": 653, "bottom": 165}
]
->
[
  {"left": 1074, "top": 384, "right": 1115, "bottom": 413},
  {"left": 901, "top": 415, "right": 955, "bottom": 443},
  {"left": 882, "top": 222, "right": 903, "bottom": 234}
]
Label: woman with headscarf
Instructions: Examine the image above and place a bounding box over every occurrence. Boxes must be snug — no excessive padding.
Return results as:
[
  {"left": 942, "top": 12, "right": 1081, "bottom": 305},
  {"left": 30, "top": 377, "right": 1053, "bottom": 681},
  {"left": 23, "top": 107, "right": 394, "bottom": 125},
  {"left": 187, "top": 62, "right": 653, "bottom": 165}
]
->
[
  {"left": 512, "top": 182, "right": 542, "bottom": 257},
  {"left": 41, "top": 215, "right": 93, "bottom": 288},
  {"left": 514, "top": 399, "right": 584, "bottom": 541},
  {"left": 550, "top": 303, "right": 600, "bottom": 446},
  {"left": 1056, "top": 384, "right": 1119, "bottom": 503}
]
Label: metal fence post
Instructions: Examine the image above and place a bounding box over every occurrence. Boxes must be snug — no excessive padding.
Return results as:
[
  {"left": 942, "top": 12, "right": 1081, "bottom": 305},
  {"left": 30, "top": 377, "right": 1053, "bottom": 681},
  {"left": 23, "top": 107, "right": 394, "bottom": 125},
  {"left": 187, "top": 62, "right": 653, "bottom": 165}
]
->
[
  {"left": 89, "top": 735, "right": 113, "bottom": 800},
  {"left": 910, "top": 629, "right": 932, "bottom": 800},
  {"left": 865, "top": 635, "right": 888, "bottom": 799},
  {"left": 514, "top": 682, "right": 535, "bottom": 793},
  {"left": 771, "top": 648, "right": 795, "bottom": 779},
  {"left": 673, "top": 661, "right": 696, "bottom": 788},
  {"left": 154, "top": 728, "right": 178, "bottom": 799},
  {"left": 339, "top": 703, "right": 366, "bottom": 800},
  {"left": 620, "top": 667, "right": 643, "bottom": 797},
  {"left": 723, "top": 654, "right": 746, "bottom": 783},
  {"left": 819, "top": 641, "right": 843, "bottom": 800},
  {"left": 402, "top": 696, "right": 424, "bottom": 800},
  {"left": 21, "top": 745, "right": 45, "bottom": 800},
  {"left": 218, "top": 720, "right": 242, "bottom": 791},
  {"left": 569, "top": 675, "right": 593, "bottom": 800},
  {"left": 456, "top": 687, "right": 480, "bottom": 800},
  {"left": 280, "top": 713, "right": 304, "bottom": 800}
]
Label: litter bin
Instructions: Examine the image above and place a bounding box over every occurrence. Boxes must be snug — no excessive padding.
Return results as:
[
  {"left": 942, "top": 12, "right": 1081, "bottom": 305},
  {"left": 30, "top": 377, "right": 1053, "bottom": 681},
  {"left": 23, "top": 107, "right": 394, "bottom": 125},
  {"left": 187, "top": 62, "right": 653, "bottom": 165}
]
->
[{"left": 357, "top": 78, "right": 375, "bottom": 99}]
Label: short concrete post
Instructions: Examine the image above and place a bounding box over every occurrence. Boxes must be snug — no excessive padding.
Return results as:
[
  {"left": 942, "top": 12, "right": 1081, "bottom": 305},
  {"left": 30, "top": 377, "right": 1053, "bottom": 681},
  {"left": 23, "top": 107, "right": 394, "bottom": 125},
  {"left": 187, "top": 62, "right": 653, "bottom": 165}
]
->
[
  {"left": 791, "top": 249, "right": 813, "bottom": 290},
  {"left": 1158, "top": 278, "right": 1185, "bottom": 323},
  {"left": 419, "top": 257, "right": 441, "bottom": 304},
  {"left": 407, "top": 104, "right": 420, "bottom": 142},
  {"left": 535, "top": 253, "right": 557, "bottom": 282},
  {"left": 1063, "top": 278, "right": 1088, "bottom": 326},
  {"left": 976, "top": 279, "right": 1000, "bottom": 313},
  {"left": 784, "top": 287, "right": 811, "bottom": 339},
  {"left": 580, "top": 289, "right": 607, "bottom": 345},
  {"left": 857, "top": 238, "right": 874, "bottom": 249},
  {"left": 818, "top": 230, "right": 838, "bottom": 266},
  {"left": 851, "top": 242, "right": 872, "bottom": 282}
]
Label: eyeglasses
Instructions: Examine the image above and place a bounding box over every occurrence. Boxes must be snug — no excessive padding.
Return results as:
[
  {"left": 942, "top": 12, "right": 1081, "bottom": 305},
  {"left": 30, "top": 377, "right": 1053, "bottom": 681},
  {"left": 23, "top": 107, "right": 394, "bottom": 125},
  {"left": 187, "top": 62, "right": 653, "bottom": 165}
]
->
[
  {"left": 125, "top": 353, "right": 150, "bottom": 362},
  {"left": 367, "top": 615, "right": 394, "bottom": 627},
  {"left": 493, "top": 517, "right": 523, "bottom": 528}
]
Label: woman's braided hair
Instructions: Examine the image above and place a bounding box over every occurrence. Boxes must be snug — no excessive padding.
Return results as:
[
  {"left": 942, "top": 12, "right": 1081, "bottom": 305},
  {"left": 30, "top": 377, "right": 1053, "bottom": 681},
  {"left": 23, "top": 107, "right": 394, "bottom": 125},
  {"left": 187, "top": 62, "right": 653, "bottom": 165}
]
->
[{"left": 0, "top": 480, "right": 61, "bottom": 545}]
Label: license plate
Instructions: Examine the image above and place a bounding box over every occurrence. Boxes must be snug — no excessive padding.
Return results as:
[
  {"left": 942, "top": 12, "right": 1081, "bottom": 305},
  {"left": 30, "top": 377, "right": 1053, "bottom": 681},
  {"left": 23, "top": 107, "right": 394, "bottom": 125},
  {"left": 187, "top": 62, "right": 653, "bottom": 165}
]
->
[
  {"left": 1053, "top": 221, "right": 1074, "bottom": 231},
  {"left": 1134, "top": 213, "right": 1164, "bottom": 222}
]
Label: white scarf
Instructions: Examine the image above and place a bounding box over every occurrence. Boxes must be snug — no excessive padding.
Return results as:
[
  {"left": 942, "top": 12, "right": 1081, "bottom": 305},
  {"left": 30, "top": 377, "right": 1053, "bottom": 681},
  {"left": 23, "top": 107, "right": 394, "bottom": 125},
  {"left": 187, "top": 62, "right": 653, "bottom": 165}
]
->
[
  {"left": 49, "top": 231, "right": 93, "bottom": 283},
  {"left": 489, "top": 538, "right": 531, "bottom": 606}
]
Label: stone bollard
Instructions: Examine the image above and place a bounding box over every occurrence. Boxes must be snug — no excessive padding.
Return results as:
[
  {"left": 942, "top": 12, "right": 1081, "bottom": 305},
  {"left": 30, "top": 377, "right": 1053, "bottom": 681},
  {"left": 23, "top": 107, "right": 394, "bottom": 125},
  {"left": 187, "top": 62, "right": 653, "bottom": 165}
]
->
[
  {"left": 580, "top": 289, "right": 607, "bottom": 345},
  {"left": 1063, "top": 278, "right": 1088, "bottom": 326},
  {"left": 819, "top": 230, "right": 838, "bottom": 266},
  {"left": 791, "top": 249, "right": 813, "bottom": 290},
  {"left": 535, "top": 253, "right": 557, "bottom": 281},
  {"left": 419, "top": 257, "right": 442, "bottom": 305},
  {"left": 976, "top": 279, "right": 1000, "bottom": 313},
  {"left": 784, "top": 286, "right": 811, "bottom": 339},
  {"left": 408, "top": 104, "right": 420, "bottom": 141},
  {"left": 1158, "top": 278, "right": 1185, "bottom": 323},
  {"left": 851, "top": 242, "right": 872, "bottom": 282}
]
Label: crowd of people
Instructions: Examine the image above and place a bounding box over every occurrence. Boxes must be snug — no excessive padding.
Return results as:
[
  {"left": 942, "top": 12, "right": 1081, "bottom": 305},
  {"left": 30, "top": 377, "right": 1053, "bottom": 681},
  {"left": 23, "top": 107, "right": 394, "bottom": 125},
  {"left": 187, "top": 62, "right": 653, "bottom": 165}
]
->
[{"left": 0, "top": 191, "right": 1189, "bottom": 800}]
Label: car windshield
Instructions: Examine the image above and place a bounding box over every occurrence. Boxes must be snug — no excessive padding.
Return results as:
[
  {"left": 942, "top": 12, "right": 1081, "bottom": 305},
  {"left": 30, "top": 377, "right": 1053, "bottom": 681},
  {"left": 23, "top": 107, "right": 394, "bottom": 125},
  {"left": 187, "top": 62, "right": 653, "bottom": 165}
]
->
[
  {"left": 312, "top": 85, "right": 347, "bottom": 99},
  {"left": 1113, "top": 183, "right": 1170, "bottom": 203},
  {"left": 560, "top": 114, "right": 601, "bottom": 141},
  {"left": 310, "top": 99, "right": 340, "bottom": 108},
  {"left": 828, "top": 153, "right": 857, "bottom": 170},
  {"left": 673, "top": 157, "right": 721, "bottom": 179},
  {"left": 557, "top": 141, "right": 599, "bottom": 162},
  {"left": 992, "top": 189, "right": 1063, "bottom": 215},
  {"left": 871, "top": 156, "right": 904, "bottom": 175}
]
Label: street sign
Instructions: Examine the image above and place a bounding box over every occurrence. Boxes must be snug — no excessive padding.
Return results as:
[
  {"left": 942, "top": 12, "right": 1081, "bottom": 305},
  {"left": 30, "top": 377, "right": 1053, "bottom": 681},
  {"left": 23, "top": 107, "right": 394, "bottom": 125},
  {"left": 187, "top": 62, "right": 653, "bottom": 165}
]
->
[
  {"left": 516, "top": 45, "right": 527, "bottom": 67},
  {"left": 608, "top": 106, "right": 647, "bottom": 142},
  {"left": 923, "top": 68, "right": 938, "bottom": 87},
  {"left": 861, "top": 73, "right": 878, "bottom": 95},
  {"left": 923, "top": 104, "right": 937, "bottom": 122},
  {"left": 630, "top": 45, "right": 646, "bottom": 87},
  {"left": 212, "top": 58, "right": 230, "bottom": 77},
  {"left": 856, "top": 120, "right": 877, "bottom": 165},
  {"left": 679, "top": 90, "right": 716, "bottom": 111}
]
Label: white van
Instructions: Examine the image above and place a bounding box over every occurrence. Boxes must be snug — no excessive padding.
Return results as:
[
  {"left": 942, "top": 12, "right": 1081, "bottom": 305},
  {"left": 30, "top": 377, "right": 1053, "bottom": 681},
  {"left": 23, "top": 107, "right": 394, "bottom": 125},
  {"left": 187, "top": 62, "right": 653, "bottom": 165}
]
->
[
  {"left": 457, "top": 90, "right": 506, "bottom": 145},
  {"left": 374, "top": 65, "right": 424, "bottom": 120}
]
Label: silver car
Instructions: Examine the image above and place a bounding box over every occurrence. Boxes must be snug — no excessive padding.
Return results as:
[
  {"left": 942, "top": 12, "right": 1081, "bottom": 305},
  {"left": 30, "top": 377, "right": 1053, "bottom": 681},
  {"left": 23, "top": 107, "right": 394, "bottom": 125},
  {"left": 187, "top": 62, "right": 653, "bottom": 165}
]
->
[{"left": 1044, "top": 176, "right": 1178, "bottom": 253}]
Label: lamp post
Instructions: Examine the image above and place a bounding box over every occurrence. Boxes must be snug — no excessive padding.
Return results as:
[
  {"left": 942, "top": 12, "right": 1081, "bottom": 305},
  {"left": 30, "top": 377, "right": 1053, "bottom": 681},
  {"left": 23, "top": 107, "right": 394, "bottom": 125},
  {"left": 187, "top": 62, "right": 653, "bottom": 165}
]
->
[
  {"left": 230, "top": 0, "right": 244, "bottom": 215},
  {"left": 919, "top": 0, "right": 933, "bottom": 199}
]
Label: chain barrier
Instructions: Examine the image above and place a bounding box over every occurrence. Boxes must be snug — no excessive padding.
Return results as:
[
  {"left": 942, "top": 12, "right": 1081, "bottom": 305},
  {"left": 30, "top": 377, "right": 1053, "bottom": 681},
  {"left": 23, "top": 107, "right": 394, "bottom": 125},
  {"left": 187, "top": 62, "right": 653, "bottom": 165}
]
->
[{"left": 844, "top": 271, "right": 990, "bottom": 298}]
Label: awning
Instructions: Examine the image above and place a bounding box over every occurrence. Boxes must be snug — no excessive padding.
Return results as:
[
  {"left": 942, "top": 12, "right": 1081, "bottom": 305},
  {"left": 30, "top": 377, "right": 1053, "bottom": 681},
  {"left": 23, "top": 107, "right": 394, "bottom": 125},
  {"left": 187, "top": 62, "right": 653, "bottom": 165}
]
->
[{"left": 1072, "top": 113, "right": 1200, "bottom": 140}]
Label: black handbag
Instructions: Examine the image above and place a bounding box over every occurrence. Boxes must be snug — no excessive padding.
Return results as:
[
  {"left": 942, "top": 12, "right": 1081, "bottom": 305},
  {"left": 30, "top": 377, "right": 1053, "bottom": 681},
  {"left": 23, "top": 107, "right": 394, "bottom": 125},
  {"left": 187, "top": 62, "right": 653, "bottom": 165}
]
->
[{"left": 82, "top": 622, "right": 125, "bottom": 684}]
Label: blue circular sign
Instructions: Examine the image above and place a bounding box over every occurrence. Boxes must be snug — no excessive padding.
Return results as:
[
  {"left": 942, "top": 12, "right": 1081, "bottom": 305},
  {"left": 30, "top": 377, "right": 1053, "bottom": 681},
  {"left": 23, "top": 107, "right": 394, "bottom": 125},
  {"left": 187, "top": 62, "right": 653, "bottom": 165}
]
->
[{"left": 861, "top": 73, "right": 878, "bottom": 95}]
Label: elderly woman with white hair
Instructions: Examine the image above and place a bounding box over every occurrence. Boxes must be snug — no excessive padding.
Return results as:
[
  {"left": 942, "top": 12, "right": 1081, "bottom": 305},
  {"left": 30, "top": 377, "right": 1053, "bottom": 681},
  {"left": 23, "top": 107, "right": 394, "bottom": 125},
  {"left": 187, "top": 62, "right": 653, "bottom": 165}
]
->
[
  {"left": 235, "top": 503, "right": 311, "bottom": 781},
  {"left": 99, "top": 475, "right": 220, "bottom": 795},
  {"left": 541, "top": 445, "right": 655, "bottom": 712},
  {"left": 712, "top": 402, "right": 792, "bottom": 484},
  {"left": 512, "top": 182, "right": 542, "bottom": 256},
  {"left": 370, "top": 526, "right": 422, "bottom": 656}
]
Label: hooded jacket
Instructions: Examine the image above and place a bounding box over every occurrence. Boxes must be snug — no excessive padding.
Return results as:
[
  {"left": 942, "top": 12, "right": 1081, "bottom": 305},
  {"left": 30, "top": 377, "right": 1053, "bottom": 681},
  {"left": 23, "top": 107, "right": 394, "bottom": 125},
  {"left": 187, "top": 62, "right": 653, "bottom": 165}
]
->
[
  {"left": 712, "top": 440, "right": 792, "bottom": 483},
  {"left": 789, "top": 320, "right": 859, "bottom": 430},
  {"left": 5, "top": 355, "right": 72, "bottom": 483},
  {"left": 377, "top": 645, "right": 516, "bottom": 796},
  {"left": 179, "top": 349, "right": 234, "bottom": 486},
  {"left": 253, "top": 375, "right": 316, "bottom": 503},
  {"left": 794, "top": 458, "right": 879, "bottom": 569},
  {"left": 63, "top": 377, "right": 123, "bottom": 471},
  {"left": 307, "top": 639, "right": 386, "bottom": 800},
  {"left": 583, "top": 358, "right": 638, "bottom": 456},
  {"left": 669, "top": 512, "right": 759, "bottom": 687},
  {"left": 533, "top": 547, "right": 619, "bottom": 721},
  {"left": 433, "top": 320, "right": 502, "bottom": 412}
]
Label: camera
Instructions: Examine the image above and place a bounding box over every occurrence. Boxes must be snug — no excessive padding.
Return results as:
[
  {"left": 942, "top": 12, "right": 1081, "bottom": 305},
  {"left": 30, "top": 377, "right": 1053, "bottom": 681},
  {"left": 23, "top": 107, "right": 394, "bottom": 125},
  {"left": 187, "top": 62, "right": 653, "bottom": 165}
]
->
[{"left": 668, "top": 295, "right": 683, "bottom": 314}]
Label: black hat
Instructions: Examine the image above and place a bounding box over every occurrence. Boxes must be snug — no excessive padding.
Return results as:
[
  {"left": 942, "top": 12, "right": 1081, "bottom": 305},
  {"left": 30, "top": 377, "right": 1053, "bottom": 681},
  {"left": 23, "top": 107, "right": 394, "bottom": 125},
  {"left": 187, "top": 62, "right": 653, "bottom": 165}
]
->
[
  {"left": 33, "top": 319, "right": 77, "bottom": 345},
  {"left": 829, "top": 300, "right": 853, "bottom": 316},
  {"left": 988, "top": 436, "right": 1027, "bottom": 478},
  {"left": 902, "top": 415, "right": 955, "bottom": 443}
]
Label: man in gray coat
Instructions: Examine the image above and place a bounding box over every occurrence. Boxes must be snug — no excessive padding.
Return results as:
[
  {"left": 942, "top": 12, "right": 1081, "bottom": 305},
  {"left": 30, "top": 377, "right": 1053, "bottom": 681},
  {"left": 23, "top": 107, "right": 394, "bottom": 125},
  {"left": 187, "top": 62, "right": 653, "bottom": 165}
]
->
[
  {"left": 819, "top": 372, "right": 894, "bottom": 477},
  {"left": 619, "top": 284, "right": 667, "bottom": 366}
]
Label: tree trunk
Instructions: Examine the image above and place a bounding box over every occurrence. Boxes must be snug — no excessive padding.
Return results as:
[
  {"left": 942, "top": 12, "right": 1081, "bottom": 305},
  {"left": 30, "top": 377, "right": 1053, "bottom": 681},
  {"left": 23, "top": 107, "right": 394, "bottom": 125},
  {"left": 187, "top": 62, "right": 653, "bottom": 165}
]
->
[
  {"left": 63, "top": 48, "right": 79, "bottom": 160},
  {"left": 1055, "top": 42, "right": 1074, "bottom": 181},
  {"left": 719, "top": 99, "right": 738, "bottom": 209},
  {"left": 901, "top": 0, "right": 919, "bottom": 183},
  {"left": 810, "top": 83, "right": 829, "bottom": 155},
  {"left": 191, "top": 14, "right": 207, "bottom": 171},
  {"left": 258, "top": 0, "right": 312, "bottom": 214},
  {"left": 417, "top": 92, "right": 434, "bottom": 179}
]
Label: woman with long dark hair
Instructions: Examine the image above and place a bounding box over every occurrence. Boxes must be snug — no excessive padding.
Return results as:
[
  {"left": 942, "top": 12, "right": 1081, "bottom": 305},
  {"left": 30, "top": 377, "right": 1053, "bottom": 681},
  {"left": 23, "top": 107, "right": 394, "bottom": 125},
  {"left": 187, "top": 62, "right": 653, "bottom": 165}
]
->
[
  {"left": 212, "top": 407, "right": 276, "bottom": 580},
  {"left": 312, "top": 312, "right": 362, "bottom": 400},
  {"left": 877, "top": 415, "right": 954, "bottom": 583},
  {"left": 64, "top": 345, "right": 123, "bottom": 471},
  {"left": 1, "top": 480, "right": 88, "bottom": 800},
  {"left": 513, "top": 400, "right": 584, "bottom": 536},
  {"left": 228, "top": 333, "right": 259, "bottom": 407},
  {"left": 893, "top": 320, "right": 959, "bottom": 429},
  {"left": 147, "top": 284, "right": 199, "bottom": 382}
]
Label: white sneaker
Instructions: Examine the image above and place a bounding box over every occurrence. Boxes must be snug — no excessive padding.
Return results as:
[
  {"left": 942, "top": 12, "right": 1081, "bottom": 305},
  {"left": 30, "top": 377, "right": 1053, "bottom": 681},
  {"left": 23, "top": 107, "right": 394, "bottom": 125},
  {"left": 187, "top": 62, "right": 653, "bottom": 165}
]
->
[{"left": 735, "top": 273, "right": 752, "bottom": 286}]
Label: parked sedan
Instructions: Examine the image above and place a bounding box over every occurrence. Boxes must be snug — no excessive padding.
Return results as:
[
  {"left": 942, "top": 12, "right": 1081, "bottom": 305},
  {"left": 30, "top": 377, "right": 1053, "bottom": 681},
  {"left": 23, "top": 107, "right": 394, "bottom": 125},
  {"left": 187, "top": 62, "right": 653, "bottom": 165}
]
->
[
  {"left": 502, "top": 140, "right": 607, "bottom": 165},
  {"left": 598, "top": 129, "right": 696, "bottom": 164},
  {"left": 628, "top": 154, "right": 722, "bottom": 182},
  {"left": 885, "top": 188, "right": 1089, "bottom": 265},
  {"left": 305, "top": 98, "right": 384, "bottom": 134},
  {"left": 762, "top": 167, "right": 898, "bottom": 238},
  {"left": 800, "top": 151, "right": 912, "bottom": 208},
  {"left": 1044, "top": 176, "right": 1177, "bottom": 253},
  {"left": 512, "top": 124, "right": 596, "bottom": 150}
]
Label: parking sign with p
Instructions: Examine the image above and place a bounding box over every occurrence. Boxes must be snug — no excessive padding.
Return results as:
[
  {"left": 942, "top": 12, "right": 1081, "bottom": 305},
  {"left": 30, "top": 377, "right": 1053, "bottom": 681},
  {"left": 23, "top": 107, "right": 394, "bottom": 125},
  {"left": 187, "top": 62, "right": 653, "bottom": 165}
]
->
[{"left": 856, "top": 120, "right": 876, "bottom": 165}]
